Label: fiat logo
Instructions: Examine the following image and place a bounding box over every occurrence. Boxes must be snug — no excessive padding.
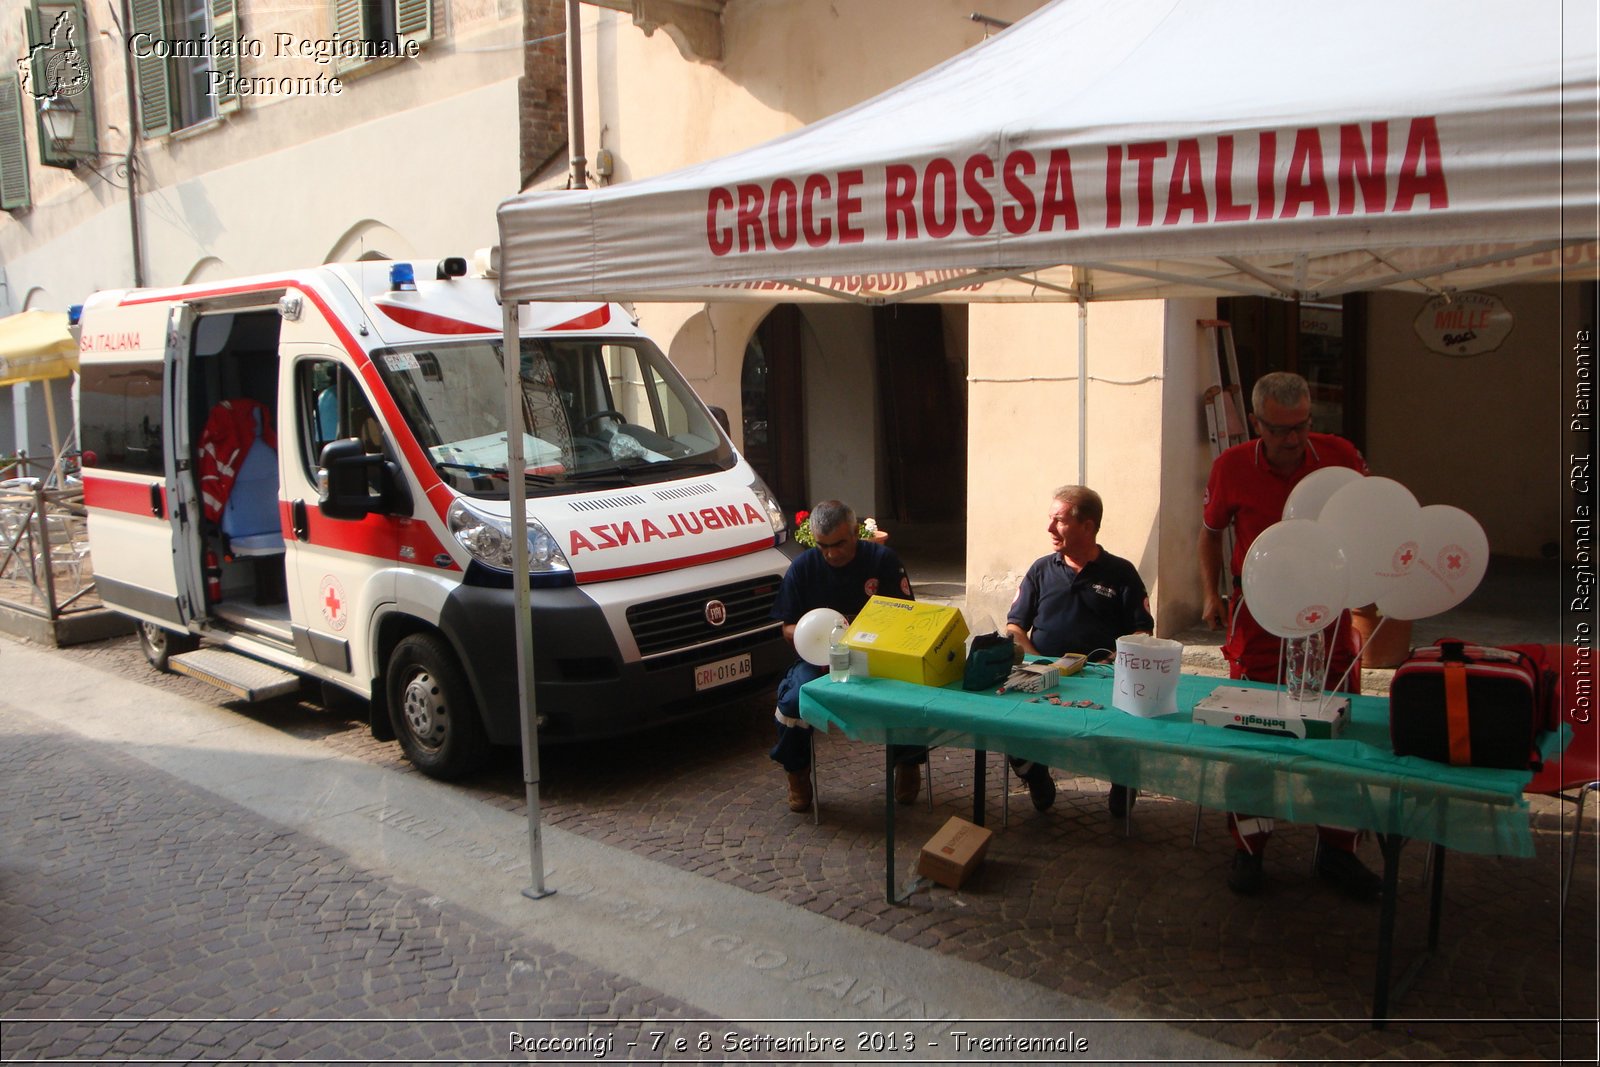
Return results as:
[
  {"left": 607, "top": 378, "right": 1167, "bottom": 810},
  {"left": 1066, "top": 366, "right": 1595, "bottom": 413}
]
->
[{"left": 704, "top": 600, "right": 727, "bottom": 626}]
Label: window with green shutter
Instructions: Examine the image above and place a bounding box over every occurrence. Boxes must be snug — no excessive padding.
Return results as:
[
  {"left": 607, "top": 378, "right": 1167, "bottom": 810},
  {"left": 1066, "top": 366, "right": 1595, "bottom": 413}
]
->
[
  {"left": 0, "top": 75, "right": 32, "bottom": 210},
  {"left": 129, "top": 0, "right": 240, "bottom": 138},
  {"left": 27, "top": 0, "right": 99, "bottom": 168},
  {"left": 331, "top": 0, "right": 432, "bottom": 76}
]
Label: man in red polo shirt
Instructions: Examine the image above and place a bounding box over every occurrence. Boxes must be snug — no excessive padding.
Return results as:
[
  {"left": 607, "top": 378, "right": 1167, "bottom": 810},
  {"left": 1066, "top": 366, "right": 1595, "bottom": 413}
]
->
[{"left": 1200, "top": 371, "right": 1380, "bottom": 900}]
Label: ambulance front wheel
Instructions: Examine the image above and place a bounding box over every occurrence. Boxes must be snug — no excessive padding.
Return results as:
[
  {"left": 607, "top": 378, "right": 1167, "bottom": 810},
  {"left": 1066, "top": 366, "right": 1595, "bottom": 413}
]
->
[
  {"left": 387, "top": 633, "right": 489, "bottom": 780},
  {"left": 139, "top": 621, "right": 198, "bottom": 672}
]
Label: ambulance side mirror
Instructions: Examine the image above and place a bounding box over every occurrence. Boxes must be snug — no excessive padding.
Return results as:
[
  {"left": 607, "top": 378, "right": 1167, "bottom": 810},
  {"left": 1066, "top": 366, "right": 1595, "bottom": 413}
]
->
[{"left": 317, "top": 438, "right": 387, "bottom": 520}]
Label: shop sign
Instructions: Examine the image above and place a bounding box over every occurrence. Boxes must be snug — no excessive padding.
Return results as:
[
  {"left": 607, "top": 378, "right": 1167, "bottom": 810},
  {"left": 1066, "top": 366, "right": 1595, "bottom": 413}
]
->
[{"left": 1413, "top": 292, "right": 1513, "bottom": 357}]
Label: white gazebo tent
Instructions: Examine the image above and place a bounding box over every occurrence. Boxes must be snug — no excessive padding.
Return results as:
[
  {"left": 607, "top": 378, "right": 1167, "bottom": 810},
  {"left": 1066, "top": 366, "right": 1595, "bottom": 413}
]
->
[{"left": 492, "top": 0, "right": 1599, "bottom": 889}]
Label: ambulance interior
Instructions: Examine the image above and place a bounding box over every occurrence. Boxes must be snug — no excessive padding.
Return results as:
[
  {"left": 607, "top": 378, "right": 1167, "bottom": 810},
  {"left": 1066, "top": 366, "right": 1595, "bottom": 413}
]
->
[{"left": 188, "top": 309, "right": 289, "bottom": 624}]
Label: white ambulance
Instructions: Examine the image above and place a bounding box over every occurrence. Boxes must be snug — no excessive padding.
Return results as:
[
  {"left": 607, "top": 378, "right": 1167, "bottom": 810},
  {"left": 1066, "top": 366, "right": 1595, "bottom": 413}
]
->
[{"left": 76, "top": 255, "right": 794, "bottom": 779}]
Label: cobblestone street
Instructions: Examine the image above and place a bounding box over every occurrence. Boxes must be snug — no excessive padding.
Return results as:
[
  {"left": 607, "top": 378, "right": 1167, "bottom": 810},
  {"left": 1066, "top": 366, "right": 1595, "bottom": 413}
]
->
[{"left": 2, "top": 632, "right": 1596, "bottom": 1063}]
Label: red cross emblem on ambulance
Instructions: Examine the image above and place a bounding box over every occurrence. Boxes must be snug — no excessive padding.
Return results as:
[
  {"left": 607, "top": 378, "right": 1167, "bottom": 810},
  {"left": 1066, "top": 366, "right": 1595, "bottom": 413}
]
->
[{"left": 320, "top": 574, "right": 348, "bottom": 632}]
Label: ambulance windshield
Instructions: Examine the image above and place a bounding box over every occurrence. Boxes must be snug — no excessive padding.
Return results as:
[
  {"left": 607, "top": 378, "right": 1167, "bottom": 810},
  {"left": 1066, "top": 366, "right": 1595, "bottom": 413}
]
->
[{"left": 373, "top": 335, "right": 733, "bottom": 497}]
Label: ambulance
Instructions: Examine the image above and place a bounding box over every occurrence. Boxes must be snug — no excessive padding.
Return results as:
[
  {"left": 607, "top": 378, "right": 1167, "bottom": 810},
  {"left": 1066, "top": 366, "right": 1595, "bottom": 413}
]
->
[{"left": 75, "top": 254, "right": 794, "bottom": 779}]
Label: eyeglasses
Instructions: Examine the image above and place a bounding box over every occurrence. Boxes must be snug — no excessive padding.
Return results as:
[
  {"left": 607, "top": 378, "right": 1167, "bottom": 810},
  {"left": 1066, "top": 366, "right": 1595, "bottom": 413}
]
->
[
  {"left": 815, "top": 534, "right": 854, "bottom": 550},
  {"left": 1256, "top": 416, "right": 1312, "bottom": 437}
]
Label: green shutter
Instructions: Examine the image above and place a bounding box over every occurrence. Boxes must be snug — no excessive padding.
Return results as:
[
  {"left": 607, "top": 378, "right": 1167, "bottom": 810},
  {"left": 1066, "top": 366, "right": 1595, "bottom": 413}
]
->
[
  {"left": 395, "top": 0, "right": 432, "bottom": 47},
  {"left": 27, "top": 1, "right": 100, "bottom": 168},
  {"left": 0, "top": 75, "right": 32, "bottom": 210},
  {"left": 130, "top": 0, "right": 173, "bottom": 137},
  {"left": 331, "top": 0, "right": 367, "bottom": 76},
  {"left": 210, "top": 0, "right": 240, "bottom": 114},
  {"left": 333, "top": 0, "right": 430, "bottom": 75}
]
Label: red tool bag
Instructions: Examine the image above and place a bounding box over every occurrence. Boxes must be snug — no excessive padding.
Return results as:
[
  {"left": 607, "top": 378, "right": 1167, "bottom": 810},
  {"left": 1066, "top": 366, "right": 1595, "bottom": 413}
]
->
[{"left": 1389, "top": 639, "right": 1548, "bottom": 770}]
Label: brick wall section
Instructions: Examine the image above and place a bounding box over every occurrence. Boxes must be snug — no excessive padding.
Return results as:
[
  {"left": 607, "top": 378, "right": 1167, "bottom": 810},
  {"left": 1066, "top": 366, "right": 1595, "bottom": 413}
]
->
[{"left": 520, "top": 0, "right": 568, "bottom": 188}]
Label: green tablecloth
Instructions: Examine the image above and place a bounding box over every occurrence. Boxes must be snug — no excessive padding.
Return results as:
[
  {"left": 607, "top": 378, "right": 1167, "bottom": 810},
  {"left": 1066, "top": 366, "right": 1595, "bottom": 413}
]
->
[{"left": 800, "top": 666, "right": 1562, "bottom": 857}]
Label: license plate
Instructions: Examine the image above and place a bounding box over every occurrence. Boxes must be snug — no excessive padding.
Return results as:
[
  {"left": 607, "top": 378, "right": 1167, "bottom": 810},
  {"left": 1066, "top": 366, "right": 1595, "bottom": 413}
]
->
[{"left": 695, "top": 653, "right": 752, "bottom": 692}]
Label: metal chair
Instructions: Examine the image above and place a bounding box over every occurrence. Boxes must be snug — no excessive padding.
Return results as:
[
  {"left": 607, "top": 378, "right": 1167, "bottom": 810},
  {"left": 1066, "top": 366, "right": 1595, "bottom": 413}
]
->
[{"left": 1524, "top": 690, "right": 1598, "bottom": 913}]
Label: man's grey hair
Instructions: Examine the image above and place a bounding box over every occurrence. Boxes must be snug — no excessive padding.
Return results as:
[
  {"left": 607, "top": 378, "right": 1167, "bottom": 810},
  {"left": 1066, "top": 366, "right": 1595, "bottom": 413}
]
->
[
  {"left": 809, "top": 499, "right": 855, "bottom": 537},
  {"left": 1251, "top": 371, "right": 1310, "bottom": 414},
  {"left": 1053, "top": 485, "right": 1103, "bottom": 529}
]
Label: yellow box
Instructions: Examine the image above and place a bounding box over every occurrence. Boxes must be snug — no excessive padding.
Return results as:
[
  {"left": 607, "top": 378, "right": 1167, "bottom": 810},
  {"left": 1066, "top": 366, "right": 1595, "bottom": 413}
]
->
[{"left": 844, "top": 596, "right": 969, "bottom": 687}]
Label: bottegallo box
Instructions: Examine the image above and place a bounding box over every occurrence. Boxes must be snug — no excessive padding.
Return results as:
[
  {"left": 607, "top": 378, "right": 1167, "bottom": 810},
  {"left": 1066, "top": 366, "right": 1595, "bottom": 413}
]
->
[{"left": 844, "top": 596, "right": 969, "bottom": 687}]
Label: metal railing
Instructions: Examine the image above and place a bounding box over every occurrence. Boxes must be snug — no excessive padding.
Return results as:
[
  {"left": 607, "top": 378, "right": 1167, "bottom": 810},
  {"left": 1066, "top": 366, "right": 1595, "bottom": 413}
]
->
[{"left": 0, "top": 478, "right": 98, "bottom": 620}]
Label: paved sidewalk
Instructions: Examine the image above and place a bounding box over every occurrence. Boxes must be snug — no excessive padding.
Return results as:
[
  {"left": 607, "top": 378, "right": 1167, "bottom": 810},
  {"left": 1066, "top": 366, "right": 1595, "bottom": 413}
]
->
[{"left": 1, "top": 632, "right": 1595, "bottom": 1063}]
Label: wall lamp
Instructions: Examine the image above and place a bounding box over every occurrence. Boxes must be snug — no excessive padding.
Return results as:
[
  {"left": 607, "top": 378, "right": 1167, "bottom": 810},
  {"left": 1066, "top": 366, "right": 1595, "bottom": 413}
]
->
[{"left": 38, "top": 95, "right": 129, "bottom": 184}]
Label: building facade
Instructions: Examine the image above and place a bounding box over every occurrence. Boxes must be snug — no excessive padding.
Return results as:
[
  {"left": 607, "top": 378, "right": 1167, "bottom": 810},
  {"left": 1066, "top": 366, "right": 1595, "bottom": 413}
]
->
[{"left": 2, "top": 0, "right": 1588, "bottom": 635}]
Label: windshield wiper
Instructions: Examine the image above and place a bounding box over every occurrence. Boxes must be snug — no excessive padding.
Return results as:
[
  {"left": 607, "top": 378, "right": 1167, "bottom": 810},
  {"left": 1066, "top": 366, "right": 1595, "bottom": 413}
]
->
[
  {"left": 566, "top": 464, "right": 637, "bottom": 485},
  {"left": 660, "top": 459, "right": 728, "bottom": 474},
  {"left": 437, "top": 462, "right": 508, "bottom": 479}
]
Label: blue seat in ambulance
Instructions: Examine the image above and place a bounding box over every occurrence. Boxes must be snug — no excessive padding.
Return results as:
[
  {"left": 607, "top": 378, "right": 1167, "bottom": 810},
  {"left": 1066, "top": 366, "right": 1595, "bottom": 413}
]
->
[{"left": 220, "top": 408, "right": 285, "bottom": 556}]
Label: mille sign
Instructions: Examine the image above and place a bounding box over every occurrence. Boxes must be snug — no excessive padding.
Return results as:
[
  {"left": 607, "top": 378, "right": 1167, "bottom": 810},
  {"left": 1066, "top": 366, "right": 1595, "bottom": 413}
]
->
[{"left": 1412, "top": 292, "right": 1513, "bottom": 357}]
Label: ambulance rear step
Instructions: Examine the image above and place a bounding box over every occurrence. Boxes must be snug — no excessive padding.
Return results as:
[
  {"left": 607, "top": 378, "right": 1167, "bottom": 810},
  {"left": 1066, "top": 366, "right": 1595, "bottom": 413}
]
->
[{"left": 169, "top": 648, "right": 301, "bottom": 702}]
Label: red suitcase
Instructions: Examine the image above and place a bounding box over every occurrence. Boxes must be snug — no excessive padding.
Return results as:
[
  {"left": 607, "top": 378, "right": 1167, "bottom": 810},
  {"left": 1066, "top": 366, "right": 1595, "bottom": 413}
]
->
[{"left": 1389, "top": 639, "right": 1546, "bottom": 770}]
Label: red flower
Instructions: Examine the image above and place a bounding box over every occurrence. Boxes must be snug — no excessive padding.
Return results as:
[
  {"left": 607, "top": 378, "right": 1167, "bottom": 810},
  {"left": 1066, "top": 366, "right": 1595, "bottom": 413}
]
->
[{"left": 795, "top": 510, "right": 809, "bottom": 524}]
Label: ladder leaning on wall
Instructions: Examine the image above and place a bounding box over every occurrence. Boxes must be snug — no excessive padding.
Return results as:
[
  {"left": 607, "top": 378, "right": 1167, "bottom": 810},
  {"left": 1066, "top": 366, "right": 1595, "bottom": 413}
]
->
[{"left": 1200, "top": 318, "right": 1249, "bottom": 602}]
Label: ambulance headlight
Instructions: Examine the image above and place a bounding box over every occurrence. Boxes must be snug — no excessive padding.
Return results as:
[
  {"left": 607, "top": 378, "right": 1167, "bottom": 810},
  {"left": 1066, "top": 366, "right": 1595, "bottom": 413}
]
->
[
  {"left": 447, "top": 500, "right": 571, "bottom": 575},
  {"left": 749, "top": 477, "right": 787, "bottom": 544}
]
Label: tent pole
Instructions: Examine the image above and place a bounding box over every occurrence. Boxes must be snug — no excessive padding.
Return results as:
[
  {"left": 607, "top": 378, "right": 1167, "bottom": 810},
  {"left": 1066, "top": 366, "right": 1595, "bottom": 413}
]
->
[
  {"left": 42, "top": 378, "right": 66, "bottom": 486},
  {"left": 504, "top": 297, "right": 553, "bottom": 901},
  {"left": 1076, "top": 282, "right": 1089, "bottom": 484}
]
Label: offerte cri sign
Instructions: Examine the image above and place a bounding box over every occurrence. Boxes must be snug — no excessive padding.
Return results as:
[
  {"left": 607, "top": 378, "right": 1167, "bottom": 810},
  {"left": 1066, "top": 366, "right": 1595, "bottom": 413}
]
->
[{"left": 1413, "top": 291, "right": 1513, "bottom": 357}]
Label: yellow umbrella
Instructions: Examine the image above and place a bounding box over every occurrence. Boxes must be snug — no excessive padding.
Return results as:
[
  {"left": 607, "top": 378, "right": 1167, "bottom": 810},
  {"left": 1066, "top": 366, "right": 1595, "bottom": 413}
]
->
[
  {"left": 0, "top": 310, "right": 78, "bottom": 469},
  {"left": 0, "top": 310, "right": 77, "bottom": 387}
]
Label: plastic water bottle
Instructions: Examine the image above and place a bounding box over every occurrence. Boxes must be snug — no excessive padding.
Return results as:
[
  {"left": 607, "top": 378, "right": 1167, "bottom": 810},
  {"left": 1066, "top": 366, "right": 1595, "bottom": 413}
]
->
[
  {"left": 828, "top": 621, "right": 851, "bottom": 683},
  {"left": 1285, "top": 629, "right": 1326, "bottom": 703}
]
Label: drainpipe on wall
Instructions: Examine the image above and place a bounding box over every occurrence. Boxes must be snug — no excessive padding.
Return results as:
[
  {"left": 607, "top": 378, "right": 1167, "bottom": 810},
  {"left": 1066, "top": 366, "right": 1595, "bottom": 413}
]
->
[
  {"left": 565, "top": 0, "right": 587, "bottom": 190},
  {"left": 117, "top": 0, "right": 145, "bottom": 286}
]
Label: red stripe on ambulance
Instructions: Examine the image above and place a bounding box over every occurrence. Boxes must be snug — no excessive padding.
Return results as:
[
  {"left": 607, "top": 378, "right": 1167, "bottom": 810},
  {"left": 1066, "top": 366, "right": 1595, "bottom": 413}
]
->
[
  {"left": 82, "top": 474, "right": 165, "bottom": 518},
  {"left": 576, "top": 538, "right": 772, "bottom": 584}
]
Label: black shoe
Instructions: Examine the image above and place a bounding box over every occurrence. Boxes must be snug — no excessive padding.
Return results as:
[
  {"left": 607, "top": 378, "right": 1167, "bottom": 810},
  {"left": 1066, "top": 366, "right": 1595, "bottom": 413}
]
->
[
  {"left": 1024, "top": 765, "right": 1056, "bottom": 811},
  {"left": 1107, "top": 784, "right": 1137, "bottom": 818},
  {"left": 1227, "top": 849, "right": 1264, "bottom": 895},
  {"left": 1316, "top": 847, "right": 1382, "bottom": 901}
]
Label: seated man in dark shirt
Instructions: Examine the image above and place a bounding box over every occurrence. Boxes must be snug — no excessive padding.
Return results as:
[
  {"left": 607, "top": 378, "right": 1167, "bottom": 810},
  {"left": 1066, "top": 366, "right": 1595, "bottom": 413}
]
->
[
  {"left": 770, "top": 499, "right": 925, "bottom": 812},
  {"left": 1006, "top": 485, "right": 1153, "bottom": 813}
]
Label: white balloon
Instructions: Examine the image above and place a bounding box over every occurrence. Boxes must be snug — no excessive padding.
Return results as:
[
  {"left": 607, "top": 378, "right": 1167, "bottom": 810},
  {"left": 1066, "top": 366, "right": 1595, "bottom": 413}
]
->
[
  {"left": 1318, "top": 476, "right": 1423, "bottom": 607},
  {"left": 1242, "top": 520, "right": 1351, "bottom": 639},
  {"left": 1283, "top": 466, "right": 1362, "bottom": 521},
  {"left": 794, "top": 607, "right": 847, "bottom": 667},
  {"left": 1376, "top": 505, "right": 1491, "bottom": 620}
]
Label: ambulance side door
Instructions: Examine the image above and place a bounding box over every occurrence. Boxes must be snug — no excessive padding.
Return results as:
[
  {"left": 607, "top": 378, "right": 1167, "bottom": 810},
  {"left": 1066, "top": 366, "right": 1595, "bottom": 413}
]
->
[
  {"left": 162, "top": 303, "right": 206, "bottom": 626},
  {"left": 279, "top": 349, "right": 398, "bottom": 685}
]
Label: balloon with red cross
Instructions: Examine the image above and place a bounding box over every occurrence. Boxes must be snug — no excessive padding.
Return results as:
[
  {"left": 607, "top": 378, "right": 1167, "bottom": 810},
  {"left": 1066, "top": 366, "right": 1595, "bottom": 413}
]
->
[
  {"left": 1375, "top": 504, "right": 1490, "bottom": 621},
  {"left": 1316, "top": 476, "right": 1424, "bottom": 608},
  {"left": 1241, "top": 519, "right": 1351, "bottom": 639}
]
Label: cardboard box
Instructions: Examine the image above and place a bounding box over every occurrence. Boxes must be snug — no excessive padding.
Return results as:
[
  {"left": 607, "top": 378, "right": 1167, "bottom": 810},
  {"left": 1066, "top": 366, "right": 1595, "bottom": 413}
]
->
[
  {"left": 1192, "top": 685, "right": 1350, "bottom": 739},
  {"left": 844, "top": 596, "right": 969, "bottom": 687},
  {"left": 917, "top": 816, "right": 993, "bottom": 889}
]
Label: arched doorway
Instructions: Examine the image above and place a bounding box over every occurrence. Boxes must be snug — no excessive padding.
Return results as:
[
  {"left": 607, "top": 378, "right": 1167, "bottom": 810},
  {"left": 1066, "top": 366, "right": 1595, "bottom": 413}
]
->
[{"left": 741, "top": 304, "right": 807, "bottom": 513}]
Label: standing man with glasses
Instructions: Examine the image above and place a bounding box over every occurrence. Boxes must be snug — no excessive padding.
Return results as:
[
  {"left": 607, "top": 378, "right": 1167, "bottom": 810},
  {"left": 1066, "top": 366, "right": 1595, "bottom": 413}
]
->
[{"left": 1199, "top": 371, "right": 1381, "bottom": 900}]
